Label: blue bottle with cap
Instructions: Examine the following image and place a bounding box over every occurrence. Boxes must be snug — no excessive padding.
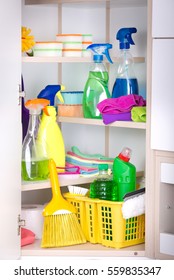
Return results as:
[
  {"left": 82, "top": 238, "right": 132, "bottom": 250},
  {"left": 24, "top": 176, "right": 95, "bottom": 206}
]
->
[
  {"left": 112, "top": 27, "right": 139, "bottom": 98},
  {"left": 83, "top": 43, "right": 113, "bottom": 119}
]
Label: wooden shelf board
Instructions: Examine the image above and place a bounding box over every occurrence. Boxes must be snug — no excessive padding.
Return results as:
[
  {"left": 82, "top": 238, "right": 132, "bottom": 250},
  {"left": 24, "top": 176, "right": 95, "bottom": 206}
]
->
[
  {"left": 22, "top": 171, "right": 144, "bottom": 191},
  {"left": 58, "top": 116, "right": 146, "bottom": 130},
  {"left": 25, "top": 0, "right": 147, "bottom": 8},
  {"left": 22, "top": 176, "right": 93, "bottom": 191},
  {"left": 22, "top": 240, "right": 145, "bottom": 257},
  {"left": 22, "top": 56, "right": 145, "bottom": 64}
]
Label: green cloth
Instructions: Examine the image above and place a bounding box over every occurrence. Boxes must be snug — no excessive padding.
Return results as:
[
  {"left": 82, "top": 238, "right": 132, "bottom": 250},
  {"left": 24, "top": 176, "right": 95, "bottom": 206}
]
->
[{"left": 131, "top": 106, "right": 146, "bottom": 122}]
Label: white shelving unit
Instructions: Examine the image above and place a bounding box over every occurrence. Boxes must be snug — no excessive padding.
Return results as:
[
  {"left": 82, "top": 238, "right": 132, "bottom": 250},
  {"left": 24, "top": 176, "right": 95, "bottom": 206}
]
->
[{"left": 21, "top": 0, "right": 149, "bottom": 258}]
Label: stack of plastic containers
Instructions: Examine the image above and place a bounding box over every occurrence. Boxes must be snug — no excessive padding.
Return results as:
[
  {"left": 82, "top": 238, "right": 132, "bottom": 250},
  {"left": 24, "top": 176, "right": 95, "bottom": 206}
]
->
[
  {"left": 56, "top": 33, "right": 93, "bottom": 57},
  {"left": 57, "top": 91, "right": 84, "bottom": 117},
  {"left": 33, "top": 41, "right": 63, "bottom": 57},
  {"left": 56, "top": 34, "right": 82, "bottom": 57},
  {"left": 82, "top": 34, "right": 93, "bottom": 57}
]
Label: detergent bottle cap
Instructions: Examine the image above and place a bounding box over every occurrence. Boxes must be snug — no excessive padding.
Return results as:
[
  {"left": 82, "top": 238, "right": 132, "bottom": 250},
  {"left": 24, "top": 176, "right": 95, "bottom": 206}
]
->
[
  {"left": 99, "top": 164, "right": 108, "bottom": 171},
  {"left": 87, "top": 43, "right": 113, "bottom": 63},
  {"left": 25, "top": 98, "right": 50, "bottom": 115},
  {"left": 118, "top": 147, "right": 132, "bottom": 162},
  {"left": 116, "top": 27, "right": 137, "bottom": 49},
  {"left": 37, "top": 85, "right": 65, "bottom": 106}
]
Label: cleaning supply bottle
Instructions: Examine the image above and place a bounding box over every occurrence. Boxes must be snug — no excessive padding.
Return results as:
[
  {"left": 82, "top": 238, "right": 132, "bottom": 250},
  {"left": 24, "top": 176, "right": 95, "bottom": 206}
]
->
[
  {"left": 83, "top": 43, "right": 113, "bottom": 119},
  {"left": 37, "top": 86, "right": 65, "bottom": 171},
  {"left": 112, "top": 27, "right": 139, "bottom": 98},
  {"left": 37, "top": 84, "right": 65, "bottom": 106},
  {"left": 89, "top": 164, "right": 118, "bottom": 201},
  {"left": 113, "top": 147, "right": 136, "bottom": 201},
  {"left": 36, "top": 102, "right": 65, "bottom": 171},
  {"left": 21, "top": 99, "right": 50, "bottom": 181}
]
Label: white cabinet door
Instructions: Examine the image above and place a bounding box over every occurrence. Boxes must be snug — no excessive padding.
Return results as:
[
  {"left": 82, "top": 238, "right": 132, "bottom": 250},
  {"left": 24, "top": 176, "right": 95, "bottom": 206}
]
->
[
  {"left": 151, "top": 39, "right": 174, "bottom": 151},
  {"left": 0, "top": 0, "right": 21, "bottom": 259},
  {"left": 152, "top": 0, "right": 174, "bottom": 37}
]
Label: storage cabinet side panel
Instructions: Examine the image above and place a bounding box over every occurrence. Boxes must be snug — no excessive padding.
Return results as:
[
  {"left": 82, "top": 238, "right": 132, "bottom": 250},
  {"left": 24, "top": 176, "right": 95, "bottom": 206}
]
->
[{"left": 0, "top": 0, "right": 21, "bottom": 260}]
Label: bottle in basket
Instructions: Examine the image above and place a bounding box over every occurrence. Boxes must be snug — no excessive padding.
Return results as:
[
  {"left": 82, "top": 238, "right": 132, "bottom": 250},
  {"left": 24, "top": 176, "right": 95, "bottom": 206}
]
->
[
  {"left": 113, "top": 147, "right": 136, "bottom": 201},
  {"left": 89, "top": 164, "right": 118, "bottom": 201}
]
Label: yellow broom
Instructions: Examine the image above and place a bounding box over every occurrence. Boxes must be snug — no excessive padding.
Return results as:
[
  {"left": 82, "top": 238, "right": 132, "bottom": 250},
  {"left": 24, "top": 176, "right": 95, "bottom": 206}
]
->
[{"left": 41, "top": 159, "right": 86, "bottom": 247}]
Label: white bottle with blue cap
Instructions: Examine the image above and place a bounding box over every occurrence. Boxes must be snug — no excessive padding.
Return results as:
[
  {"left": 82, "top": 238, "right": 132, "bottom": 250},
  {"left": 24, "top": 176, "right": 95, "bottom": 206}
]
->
[
  {"left": 83, "top": 43, "right": 113, "bottom": 119},
  {"left": 112, "top": 27, "right": 139, "bottom": 98}
]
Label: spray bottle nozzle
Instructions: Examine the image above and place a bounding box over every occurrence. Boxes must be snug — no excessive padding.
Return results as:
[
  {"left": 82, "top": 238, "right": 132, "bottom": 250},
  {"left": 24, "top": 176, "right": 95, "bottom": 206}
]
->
[
  {"left": 116, "top": 27, "right": 137, "bottom": 49},
  {"left": 87, "top": 43, "right": 113, "bottom": 63},
  {"left": 25, "top": 98, "right": 50, "bottom": 115},
  {"left": 37, "top": 85, "right": 65, "bottom": 106}
]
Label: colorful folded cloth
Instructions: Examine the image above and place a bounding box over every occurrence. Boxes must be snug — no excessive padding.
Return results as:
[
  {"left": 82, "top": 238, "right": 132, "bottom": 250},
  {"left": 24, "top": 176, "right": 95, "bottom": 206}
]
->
[
  {"left": 66, "top": 163, "right": 99, "bottom": 177},
  {"left": 131, "top": 106, "right": 146, "bottom": 122},
  {"left": 102, "top": 112, "right": 132, "bottom": 125},
  {"left": 66, "top": 151, "right": 113, "bottom": 169},
  {"left": 71, "top": 146, "right": 113, "bottom": 160},
  {"left": 97, "top": 94, "right": 146, "bottom": 114},
  {"left": 66, "top": 147, "right": 114, "bottom": 177}
]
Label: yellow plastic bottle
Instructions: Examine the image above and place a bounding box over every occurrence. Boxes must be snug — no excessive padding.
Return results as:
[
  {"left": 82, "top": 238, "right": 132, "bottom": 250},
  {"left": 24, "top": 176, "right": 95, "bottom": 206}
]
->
[{"left": 36, "top": 104, "right": 65, "bottom": 171}]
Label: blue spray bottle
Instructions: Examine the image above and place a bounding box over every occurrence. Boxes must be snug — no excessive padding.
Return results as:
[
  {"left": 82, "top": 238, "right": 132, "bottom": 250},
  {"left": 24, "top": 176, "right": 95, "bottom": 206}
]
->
[
  {"left": 112, "top": 27, "right": 139, "bottom": 98},
  {"left": 83, "top": 43, "right": 113, "bottom": 119}
]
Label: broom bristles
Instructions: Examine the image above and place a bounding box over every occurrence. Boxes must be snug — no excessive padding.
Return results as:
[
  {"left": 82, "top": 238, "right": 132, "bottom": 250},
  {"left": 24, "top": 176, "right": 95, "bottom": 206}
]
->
[{"left": 41, "top": 213, "right": 86, "bottom": 248}]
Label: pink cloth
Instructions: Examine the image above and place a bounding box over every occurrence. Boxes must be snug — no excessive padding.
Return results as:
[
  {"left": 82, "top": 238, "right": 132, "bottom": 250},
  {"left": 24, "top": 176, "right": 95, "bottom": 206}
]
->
[
  {"left": 66, "top": 162, "right": 97, "bottom": 172},
  {"left": 21, "top": 228, "right": 35, "bottom": 247},
  {"left": 97, "top": 94, "right": 146, "bottom": 114}
]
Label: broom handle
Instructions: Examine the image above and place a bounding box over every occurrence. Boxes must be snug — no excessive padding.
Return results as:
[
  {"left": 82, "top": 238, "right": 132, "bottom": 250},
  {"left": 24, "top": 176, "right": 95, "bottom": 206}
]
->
[{"left": 49, "top": 159, "right": 62, "bottom": 199}]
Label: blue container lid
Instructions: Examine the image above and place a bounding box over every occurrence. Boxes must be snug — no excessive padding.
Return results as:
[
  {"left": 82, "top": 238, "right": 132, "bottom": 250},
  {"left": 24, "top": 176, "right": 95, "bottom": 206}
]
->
[{"left": 57, "top": 91, "right": 83, "bottom": 105}]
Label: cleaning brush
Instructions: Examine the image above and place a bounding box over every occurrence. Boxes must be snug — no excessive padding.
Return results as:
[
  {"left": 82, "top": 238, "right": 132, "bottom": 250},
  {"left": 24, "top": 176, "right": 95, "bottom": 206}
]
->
[
  {"left": 41, "top": 159, "right": 86, "bottom": 248},
  {"left": 68, "top": 185, "right": 89, "bottom": 196}
]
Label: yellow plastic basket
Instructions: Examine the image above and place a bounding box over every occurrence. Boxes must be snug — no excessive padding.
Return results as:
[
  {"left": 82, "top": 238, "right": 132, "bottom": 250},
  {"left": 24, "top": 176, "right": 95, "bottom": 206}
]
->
[
  {"left": 64, "top": 193, "right": 100, "bottom": 243},
  {"left": 64, "top": 193, "right": 145, "bottom": 248}
]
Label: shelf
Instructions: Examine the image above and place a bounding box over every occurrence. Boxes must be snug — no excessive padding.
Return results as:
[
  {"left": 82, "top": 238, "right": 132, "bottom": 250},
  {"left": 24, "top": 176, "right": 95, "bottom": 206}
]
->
[
  {"left": 22, "top": 240, "right": 145, "bottom": 257},
  {"left": 22, "top": 171, "right": 144, "bottom": 191},
  {"left": 22, "top": 56, "right": 145, "bottom": 63},
  {"left": 22, "top": 176, "right": 94, "bottom": 191},
  {"left": 25, "top": 0, "right": 147, "bottom": 8},
  {"left": 58, "top": 116, "right": 147, "bottom": 130}
]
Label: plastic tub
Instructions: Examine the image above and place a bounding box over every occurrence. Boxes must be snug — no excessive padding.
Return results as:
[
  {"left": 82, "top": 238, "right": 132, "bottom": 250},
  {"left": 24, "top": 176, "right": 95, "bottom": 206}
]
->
[
  {"left": 57, "top": 91, "right": 83, "bottom": 105},
  {"left": 62, "top": 42, "right": 82, "bottom": 50},
  {"left": 82, "top": 34, "right": 93, "bottom": 42},
  {"left": 33, "top": 41, "right": 62, "bottom": 57},
  {"left": 57, "top": 104, "right": 83, "bottom": 117},
  {"left": 82, "top": 42, "right": 92, "bottom": 57},
  {"left": 62, "top": 49, "right": 82, "bottom": 57},
  {"left": 56, "top": 34, "right": 82, "bottom": 42}
]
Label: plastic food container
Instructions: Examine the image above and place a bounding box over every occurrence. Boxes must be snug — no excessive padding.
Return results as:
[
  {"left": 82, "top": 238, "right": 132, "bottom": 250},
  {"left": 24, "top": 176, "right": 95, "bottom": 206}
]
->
[
  {"left": 64, "top": 193, "right": 145, "bottom": 248},
  {"left": 57, "top": 104, "right": 83, "bottom": 117},
  {"left": 57, "top": 91, "right": 83, "bottom": 105},
  {"left": 62, "top": 49, "right": 82, "bottom": 57},
  {"left": 82, "top": 34, "right": 93, "bottom": 42},
  {"left": 56, "top": 34, "right": 82, "bottom": 42},
  {"left": 33, "top": 41, "right": 62, "bottom": 57},
  {"left": 62, "top": 42, "right": 82, "bottom": 50},
  {"left": 82, "top": 42, "right": 92, "bottom": 57}
]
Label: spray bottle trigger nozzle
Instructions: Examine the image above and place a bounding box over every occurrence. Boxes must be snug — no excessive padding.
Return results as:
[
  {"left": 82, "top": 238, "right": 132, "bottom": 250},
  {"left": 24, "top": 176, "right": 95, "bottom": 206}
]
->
[
  {"left": 126, "top": 33, "right": 135, "bottom": 45},
  {"left": 56, "top": 90, "right": 64, "bottom": 104},
  {"left": 43, "top": 107, "right": 50, "bottom": 116}
]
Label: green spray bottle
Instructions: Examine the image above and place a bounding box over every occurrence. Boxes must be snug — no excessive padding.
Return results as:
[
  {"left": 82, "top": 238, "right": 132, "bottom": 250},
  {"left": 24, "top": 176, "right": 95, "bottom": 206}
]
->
[
  {"left": 113, "top": 147, "right": 136, "bottom": 201},
  {"left": 83, "top": 43, "right": 113, "bottom": 119}
]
